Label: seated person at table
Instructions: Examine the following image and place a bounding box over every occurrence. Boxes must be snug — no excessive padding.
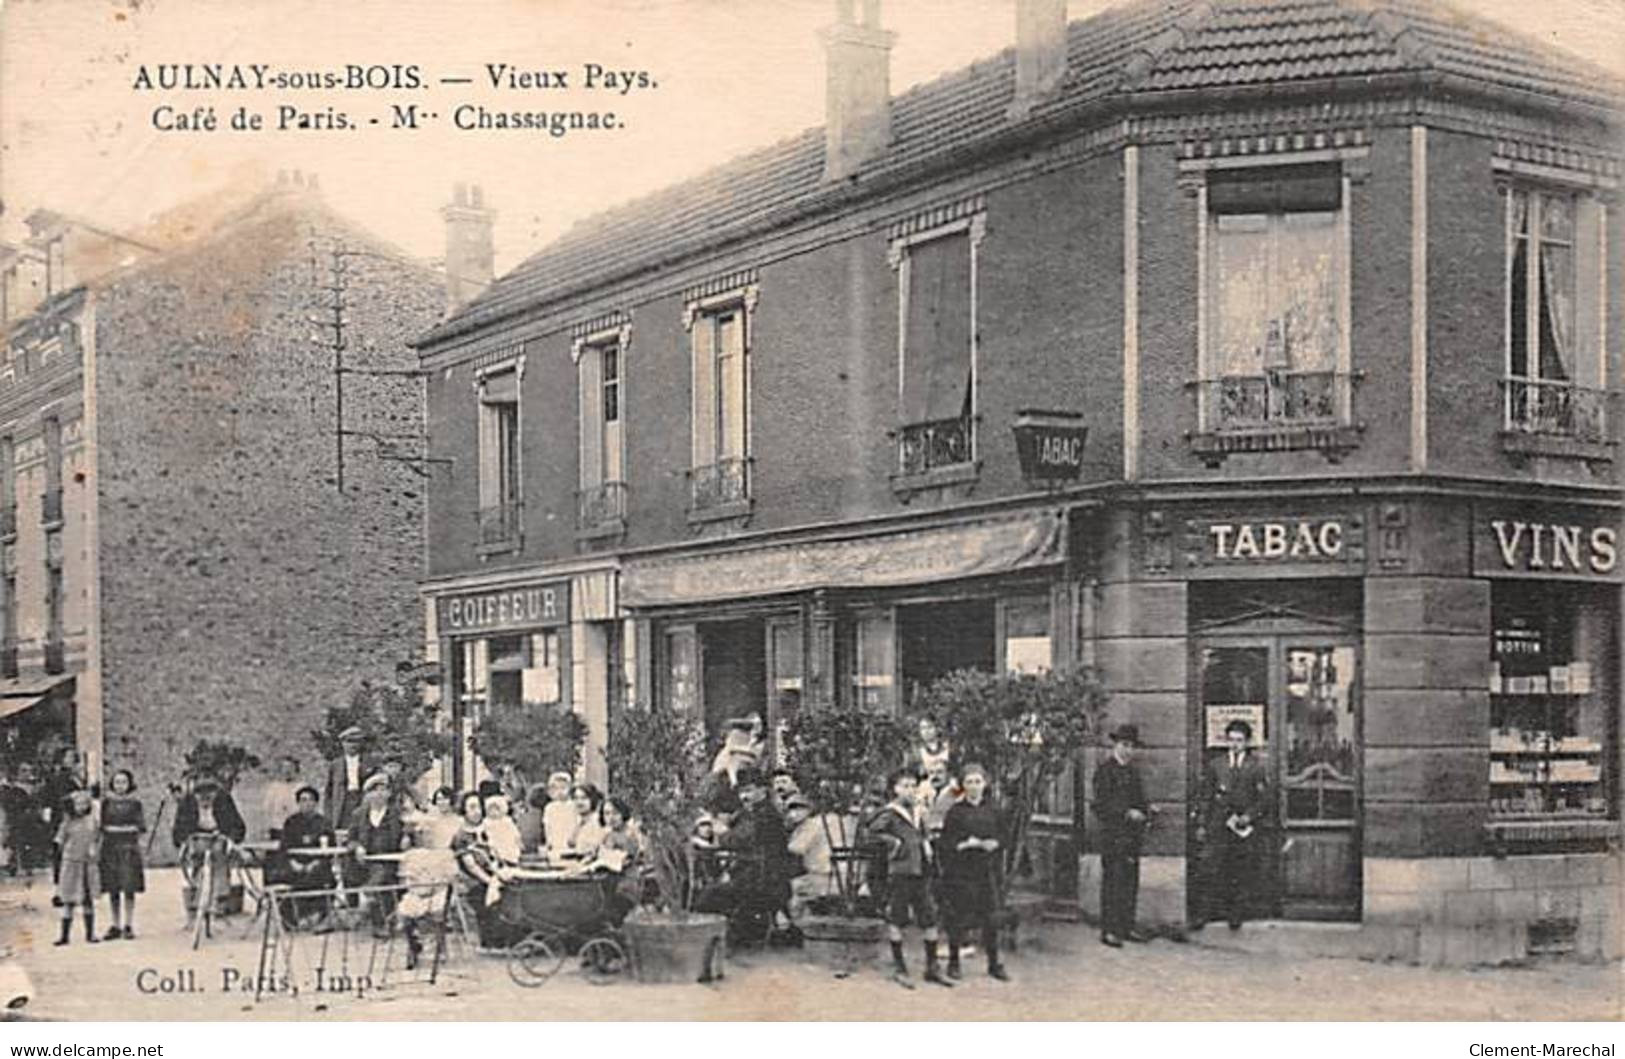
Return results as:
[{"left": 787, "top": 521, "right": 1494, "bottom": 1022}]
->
[
  {"left": 406, "top": 786, "right": 461, "bottom": 851},
  {"left": 450, "top": 792, "right": 506, "bottom": 946},
  {"left": 278, "top": 786, "right": 336, "bottom": 929},
  {"left": 482, "top": 795, "right": 523, "bottom": 868},
  {"left": 698, "top": 769, "right": 790, "bottom": 941},
  {"left": 549, "top": 784, "right": 606, "bottom": 862},
  {"left": 345, "top": 773, "right": 406, "bottom": 932}
]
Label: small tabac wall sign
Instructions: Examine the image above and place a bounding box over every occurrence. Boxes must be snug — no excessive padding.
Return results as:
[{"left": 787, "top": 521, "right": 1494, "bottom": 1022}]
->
[{"left": 1012, "top": 409, "right": 1087, "bottom": 483}]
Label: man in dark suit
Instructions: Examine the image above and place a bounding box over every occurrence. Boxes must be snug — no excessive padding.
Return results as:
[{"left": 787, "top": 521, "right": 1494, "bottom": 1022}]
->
[
  {"left": 1199, "top": 718, "right": 1270, "bottom": 930},
  {"left": 1092, "top": 723, "right": 1151, "bottom": 947},
  {"left": 345, "top": 773, "right": 405, "bottom": 933},
  {"left": 322, "top": 726, "right": 374, "bottom": 836}
]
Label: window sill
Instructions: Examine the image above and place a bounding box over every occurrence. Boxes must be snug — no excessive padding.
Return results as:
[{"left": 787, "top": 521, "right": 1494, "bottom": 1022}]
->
[
  {"left": 476, "top": 537, "right": 523, "bottom": 559},
  {"left": 1187, "top": 422, "right": 1362, "bottom": 467},
  {"left": 889, "top": 461, "right": 980, "bottom": 499},
  {"left": 687, "top": 498, "right": 752, "bottom": 526},
  {"left": 575, "top": 517, "right": 627, "bottom": 543},
  {"left": 1499, "top": 431, "right": 1614, "bottom": 464}
]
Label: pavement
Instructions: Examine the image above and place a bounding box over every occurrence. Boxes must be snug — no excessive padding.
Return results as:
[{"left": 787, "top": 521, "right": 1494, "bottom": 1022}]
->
[{"left": 2, "top": 868, "right": 1621, "bottom": 1021}]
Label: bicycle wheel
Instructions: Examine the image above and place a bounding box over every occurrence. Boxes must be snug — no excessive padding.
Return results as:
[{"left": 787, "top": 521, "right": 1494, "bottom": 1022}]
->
[
  {"left": 191, "top": 851, "right": 213, "bottom": 950},
  {"left": 506, "top": 934, "right": 562, "bottom": 988},
  {"left": 578, "top": 936, "right": 627, "bottom": 985}
]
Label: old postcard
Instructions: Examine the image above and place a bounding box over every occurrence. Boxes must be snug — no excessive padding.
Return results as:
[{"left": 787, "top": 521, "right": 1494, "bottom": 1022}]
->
[{"left": 0, "top": 0, "right": 1622, "bottom": 1026}]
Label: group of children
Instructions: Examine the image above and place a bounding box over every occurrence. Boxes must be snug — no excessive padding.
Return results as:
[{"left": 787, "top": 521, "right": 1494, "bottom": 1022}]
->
[{"left": 51, "top": 767, "right": 147, "bottom": 946}]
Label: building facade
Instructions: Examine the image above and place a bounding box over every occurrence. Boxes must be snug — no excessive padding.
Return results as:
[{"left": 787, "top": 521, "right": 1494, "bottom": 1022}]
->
[
  {"left": 0, "top": 177, "right": 441, "bottom": 844},
  {"left": 415, "top": 0, "right": 1623, "bottom": 963}
]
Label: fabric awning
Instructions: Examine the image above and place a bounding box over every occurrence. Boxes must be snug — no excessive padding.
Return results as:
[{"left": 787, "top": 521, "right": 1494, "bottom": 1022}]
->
[
  {"left": 0, "top": 676, "right": 73, "bottom": 721},
  {"left": 621, "top": 510, "right": 1065, "bottom": 609}
]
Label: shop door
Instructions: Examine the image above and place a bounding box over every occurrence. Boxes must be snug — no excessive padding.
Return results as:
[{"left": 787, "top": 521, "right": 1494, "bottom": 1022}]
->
[{"left": 1193, "top": 633, "right": 1361, "bottom": 921}]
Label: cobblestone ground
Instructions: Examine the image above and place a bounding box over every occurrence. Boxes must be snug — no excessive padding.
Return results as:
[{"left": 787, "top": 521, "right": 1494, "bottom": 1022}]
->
[{"left": 3, "top": 869, "right": 1620, "bottom": 1021}]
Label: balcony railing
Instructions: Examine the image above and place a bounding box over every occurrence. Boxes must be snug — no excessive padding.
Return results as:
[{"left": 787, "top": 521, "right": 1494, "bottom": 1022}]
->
[
  {"left": 896, "top": 412, "right": 976, "bottom": 476},
  {"left": 43, "top": 636, "right": 64, "bottom": 675},
  {"left": 1189, "top": 370, "right": 1361, "bottom": 465},
  {"left": 688, "top": 457, "right": 751, "bottom": 516},
  {"left": 477, "top": 498, "right": 523, "bottom": 552},
  {"left": 1502, "top": 377, "right": 1611, "bottom": 444},
  {"left": 1, "top": 639, "right": 17, "bottom": 680},
  {"left": 40, "top": 488, "right": 62, "bottom": 525},
  {"left": 577, "top": 480, "right": 628, "bottom": 534}
]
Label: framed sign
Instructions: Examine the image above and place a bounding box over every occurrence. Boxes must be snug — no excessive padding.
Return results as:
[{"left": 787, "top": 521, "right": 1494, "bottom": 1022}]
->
[{"left": 1205, "top": 704, "right": 1266, "bottom": 748}]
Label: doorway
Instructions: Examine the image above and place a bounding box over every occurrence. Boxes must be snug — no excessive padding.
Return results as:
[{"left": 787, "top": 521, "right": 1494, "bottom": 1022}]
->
[
  {"left": 898, "top": 598, "right": 996, "bottom": 706},
  {"left": 1189, "top": 589, "right": 1363, "bottom": 922}
]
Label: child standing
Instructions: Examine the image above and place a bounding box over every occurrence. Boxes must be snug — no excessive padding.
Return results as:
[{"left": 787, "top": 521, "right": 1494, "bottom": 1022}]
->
[
  {"left": 53, "top": 789, "right": 100, "bottom": 946},
  {"left": 865, "top": 769, "right": 952, "bottom": 989},
  {"left": 98, "top": 769, "right": 146, "bottom": 939}
]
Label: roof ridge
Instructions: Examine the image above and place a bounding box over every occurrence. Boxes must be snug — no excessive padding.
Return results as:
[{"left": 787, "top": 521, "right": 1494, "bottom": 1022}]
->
[{"left": 1121, "top": 1, "right": 1217, "bottom": 90}]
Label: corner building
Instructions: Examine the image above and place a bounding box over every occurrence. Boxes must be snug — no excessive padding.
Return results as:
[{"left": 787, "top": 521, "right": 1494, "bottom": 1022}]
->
[{"left": 415, "top": 0, "right": 1623, "bottom": 964}]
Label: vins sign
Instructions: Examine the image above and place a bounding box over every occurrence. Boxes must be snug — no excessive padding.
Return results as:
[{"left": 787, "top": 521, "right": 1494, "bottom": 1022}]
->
[{"left": 1013, "top": 410, "right": 1088, "bottom": 482}]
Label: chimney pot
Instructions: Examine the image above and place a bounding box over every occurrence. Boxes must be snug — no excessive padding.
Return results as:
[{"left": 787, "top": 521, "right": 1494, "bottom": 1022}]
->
[
  {"left": 1010, "top": 0, "right": 1068, "bottom": 119},
  {"left": 441, "top": 184, "right": 495, "bottom": 315},
  {"left": 821, "top": 0, "right": 895, "bottom": 182}
]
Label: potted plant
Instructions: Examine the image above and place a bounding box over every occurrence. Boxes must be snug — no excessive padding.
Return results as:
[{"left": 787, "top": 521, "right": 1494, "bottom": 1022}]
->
[
  {"left": 602, "top": 704, "right": 727, "bottom": 983},
  {"left": 468, "top": 700, "right": 587, "bottom": 794},
  {"left": 181, "top": 739, "right": 261, "bottom": 791},
  {"left": 313, "top": 674, "right": 453, "bottom": 789},
  {"left": 782, "top": 706, "right": 912, "bottom": 975},
  {"left": 911, "top": 666, "right": 1107, "bottom": 948}
]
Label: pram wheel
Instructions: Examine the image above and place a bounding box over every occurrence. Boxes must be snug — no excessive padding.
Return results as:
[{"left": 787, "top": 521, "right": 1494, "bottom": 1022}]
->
[
  {"left": 507, "top": 934, "right": 562, "bottom": 987},
  {"left": 578, "top": 936, "right": 626, "bottom": 985}
]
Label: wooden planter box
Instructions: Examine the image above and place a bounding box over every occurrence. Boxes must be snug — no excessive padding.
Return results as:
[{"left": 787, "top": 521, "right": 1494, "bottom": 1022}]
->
[{"left": 800, "top": 915, "right": 889, "bottom": 976}]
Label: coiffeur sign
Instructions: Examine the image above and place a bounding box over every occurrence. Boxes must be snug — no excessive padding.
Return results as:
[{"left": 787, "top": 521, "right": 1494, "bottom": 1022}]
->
[{"left": 436, "top": 579, "right": 571, "bottom": 634}]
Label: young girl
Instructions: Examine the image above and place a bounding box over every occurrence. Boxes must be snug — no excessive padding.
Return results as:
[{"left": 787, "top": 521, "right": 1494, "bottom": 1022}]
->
[
  {"left": 98, "top": 769, "right": 145, "bottom": 940},
  {"left": 54, "top": 789, "right": 100, "bottom": 946}
]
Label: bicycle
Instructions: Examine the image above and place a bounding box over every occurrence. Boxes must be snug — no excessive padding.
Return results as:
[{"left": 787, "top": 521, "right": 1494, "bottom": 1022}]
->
[{"left": 179, "top": 832, "right": 233, "bottom": 949}]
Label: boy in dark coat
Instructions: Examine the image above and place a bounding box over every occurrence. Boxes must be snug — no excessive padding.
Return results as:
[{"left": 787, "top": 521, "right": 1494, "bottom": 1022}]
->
[
  {"left": 1093, "top": 723, "right": 1152, "bottom": 947},
  {"left": 940, "top": 762, "right": 1006, "bottom": 980},
  {"left": 865, "top": 768, "right": 952, "bottom": 989},
  {"left": 1199, "top": 718, "right": 1270, "bottom": 930}
]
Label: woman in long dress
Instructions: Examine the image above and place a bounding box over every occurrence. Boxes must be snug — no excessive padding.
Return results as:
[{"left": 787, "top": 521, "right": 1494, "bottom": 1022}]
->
[
  {"left": 98, "top": 769, "right": 145, "bottom": 939},
  {"left": 940, "top": 763, "right": 1007, "bottom": 981}
]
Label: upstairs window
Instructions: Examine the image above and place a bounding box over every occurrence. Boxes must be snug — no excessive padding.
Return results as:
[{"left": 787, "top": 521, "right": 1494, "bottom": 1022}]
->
[
  {"left": 477, "top": 366, "right": 521, "bottom": 553},
  {"left": 892, "top": 214, "right": 982, "bottom": 484},
  {"left": 577, "top": 326, "right": 628, "bottom": 535},
  {"left": 1503, "top": 186, "right": 1607, "bottom": 448},
  {"left": 1202, "top": 163, "right": 1350, "bottom": 440},
  {"left": 688, "top": 298, "right": 751, "bottom": 516},
  {"left": 41, "top": 415, "right": 62, "bottom": 526}
]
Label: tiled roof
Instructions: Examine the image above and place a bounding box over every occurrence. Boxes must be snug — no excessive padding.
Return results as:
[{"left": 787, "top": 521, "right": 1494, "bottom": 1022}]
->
[{"left": 419, "top": 0, "right": 1623, "bottom": 348}]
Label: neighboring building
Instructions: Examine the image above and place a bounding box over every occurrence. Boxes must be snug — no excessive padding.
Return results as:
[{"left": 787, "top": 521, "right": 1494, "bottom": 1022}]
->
[
  {"left": 0, "top": 175, "right": 441, "bottom": 842},
  {"left": 414, "top": 0, "right": 1623, "bottom": 964}
]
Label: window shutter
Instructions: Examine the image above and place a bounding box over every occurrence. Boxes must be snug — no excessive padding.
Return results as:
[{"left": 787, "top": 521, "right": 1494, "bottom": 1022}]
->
[
  {"left": 1209, "top": 164, "right": 1341, "bottom": 215},
  {"left": 718, "top": 311, "right": 746, "bottom": 461},
  {"left": 579, "top": 346, "right": 603, "bottom": 489},
  {"left": 1574, "top": 195, "right": 1604, "bottom": 387},
  {"left": 902, "top": 232, "right": 973, "bottom": 424},
  {"left": 691, "top": 315, "right": 716, "bottom": 468}
]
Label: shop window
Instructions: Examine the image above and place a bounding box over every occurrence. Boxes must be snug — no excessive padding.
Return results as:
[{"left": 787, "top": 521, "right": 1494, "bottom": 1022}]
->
[
  {"left": 1, "top": 573, "right": 15, "bottom": 679},
  {"left": 487, "top": 631, "right": 564, "bottom": 708},
  {"left": 663, "top": 626, "right": 699, "bottom": 714},
  {"left": 1489, "top": 582, "right": 1614, "bottom": 823},
  {"left": 477, "top": 368, "right": 521, "bottom": 552},
  {"left": 577, "top": 334, "right": 627, "bottom": 534},
  {"left": 1001, "top": 595, "right": 1051, "bottom": 675},
  {"left": 893, "top": 222, "right": 980, "bottom": 483},
  {"left": 688, "top": 301, "right": 750, "bottom": 516},
  {"left": 845, "top": 610, "right": 895, "bottom": 711},
  {"left": 1194, "top": 163, "right": 1357, "bottom": 464},
  {"left": 768, "top": 618, "right": 803, "bottom": 739},
  {"left": 1503, "top": 186, "right": 1608, "bottom": 448}
]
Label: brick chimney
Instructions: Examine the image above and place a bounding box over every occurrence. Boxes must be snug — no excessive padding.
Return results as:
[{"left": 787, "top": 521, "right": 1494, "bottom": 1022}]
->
[
  {"left": 821, "top": 0, "right": 895, "bottom": 182},
  {"left": 1009, "top": 0, "right": 1067, "bottom": 119},
  {"left": 440, "top": 183, "right": 495, "bottom": 315}
]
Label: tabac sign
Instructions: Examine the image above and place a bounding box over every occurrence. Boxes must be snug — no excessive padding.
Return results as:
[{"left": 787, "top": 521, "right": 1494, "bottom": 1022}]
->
[
  {"left": 1474, "top": 505, "right": 1620, "bottom": 581},
  {"left": 1184, "top": 514, "right": 1365, "bottom": 570},
  {"left": 436, "top": 579, "right": 570, "bottom": 635},
  {"left": 1012, "top": 410, "right": 1088, "bottom": 482}
]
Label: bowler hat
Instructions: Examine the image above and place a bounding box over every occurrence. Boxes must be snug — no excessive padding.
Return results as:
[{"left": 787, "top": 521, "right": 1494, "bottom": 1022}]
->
[
  {"left": 735, "top": 767, "right": 766, "bottom": 790},
  {"left": 1110, "top": 723, "right": 1140, "bottom": 744}
]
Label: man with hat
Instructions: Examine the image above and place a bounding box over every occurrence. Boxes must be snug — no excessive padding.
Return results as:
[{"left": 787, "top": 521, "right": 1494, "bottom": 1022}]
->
[
  {"left": 345, "top": 772, "right": 406, "bottom": 933},
  {"left": 1198, "top": 718, "right": 1269, "bottom": 931},
  {"left": 323, "top": 726, "right": 375, "bottom": 835},
  {"left": 1092, "top": 723, "right": 1151, "bottom": 947},
  {"left": 713, "top": 767, "right": 791, "bottom": 942}
]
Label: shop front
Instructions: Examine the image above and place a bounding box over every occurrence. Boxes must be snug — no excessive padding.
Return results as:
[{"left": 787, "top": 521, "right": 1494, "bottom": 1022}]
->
[
  {"left": 622, "top": 509, "right": 1073, "bottom": 763},
  {"left": 1087, "top": 492, "right": 1621, "bottom": 962}
]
